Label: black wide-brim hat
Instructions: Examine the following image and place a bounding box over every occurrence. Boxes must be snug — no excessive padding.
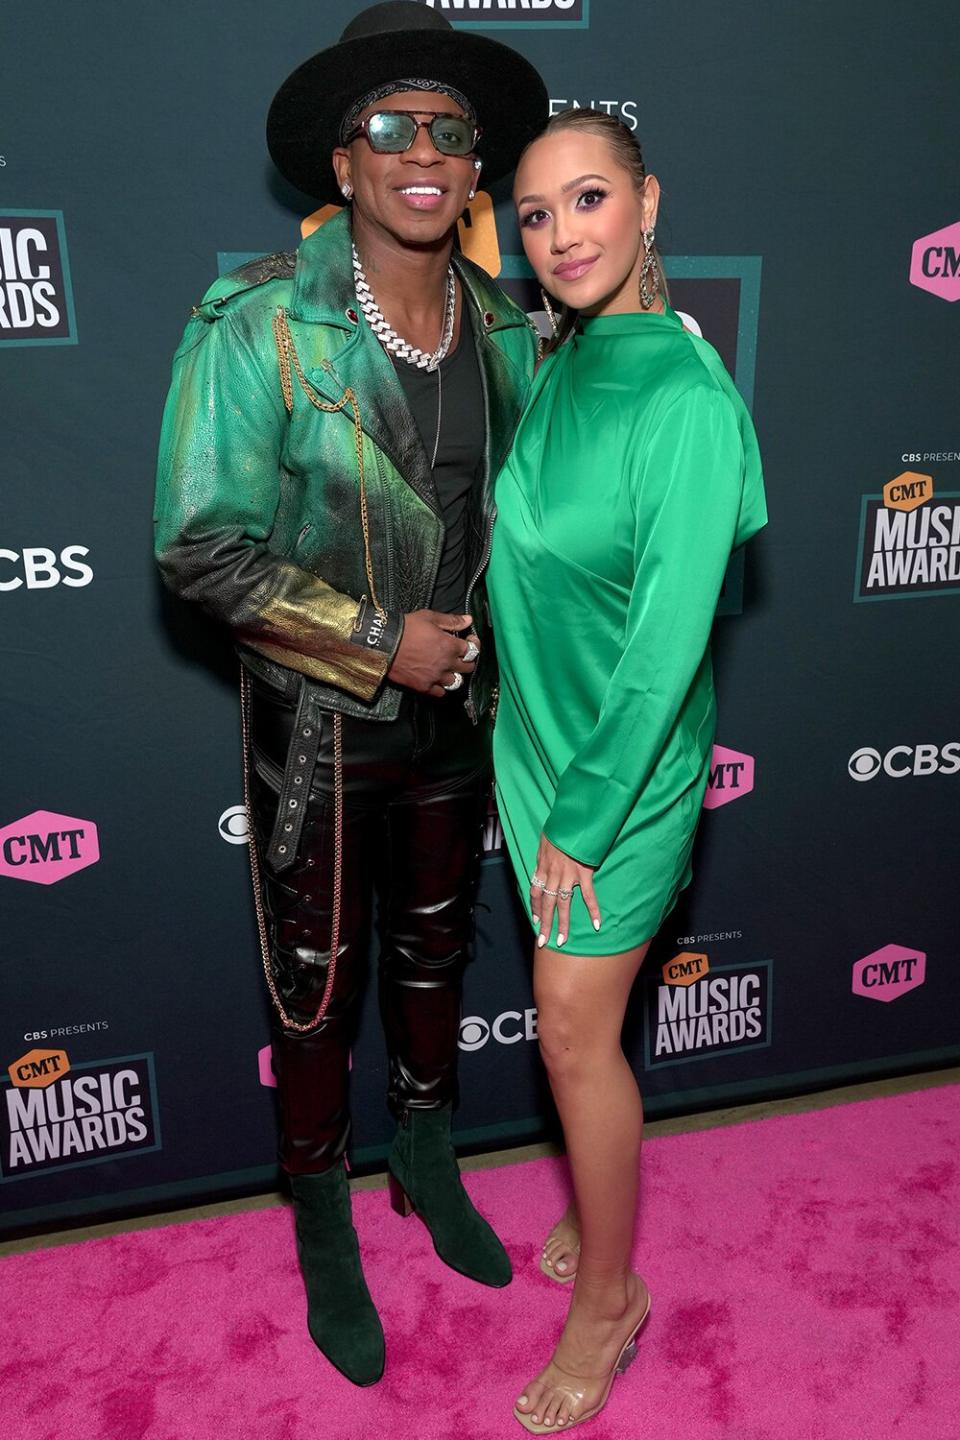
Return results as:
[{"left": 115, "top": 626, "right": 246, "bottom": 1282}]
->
[{"left": 266, "top": 0, "right": 548, "bottom": 204}]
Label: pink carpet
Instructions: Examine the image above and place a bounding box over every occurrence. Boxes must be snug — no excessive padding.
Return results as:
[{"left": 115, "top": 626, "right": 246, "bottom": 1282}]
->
[{"left": 2, "top": 1085, "right": 958, "bottom": 1440}]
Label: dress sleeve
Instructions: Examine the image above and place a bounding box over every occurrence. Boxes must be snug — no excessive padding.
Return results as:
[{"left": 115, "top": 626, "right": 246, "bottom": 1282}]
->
[
  {"left": 543, "top": 384, "right": 752, "bottom": 868},
  {"left": 153, "top": 306, "right": 401, "bottom": 699}
]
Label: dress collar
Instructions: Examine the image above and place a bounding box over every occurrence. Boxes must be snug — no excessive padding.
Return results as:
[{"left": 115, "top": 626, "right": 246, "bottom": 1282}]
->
[{"left": 575, "top": 303, "right": 683, "bottom": 338}]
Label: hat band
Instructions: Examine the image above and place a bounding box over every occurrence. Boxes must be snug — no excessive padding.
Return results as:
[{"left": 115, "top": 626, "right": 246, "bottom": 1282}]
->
[{"left": 339, "top": 78, "right": 475, "bottom": 144}]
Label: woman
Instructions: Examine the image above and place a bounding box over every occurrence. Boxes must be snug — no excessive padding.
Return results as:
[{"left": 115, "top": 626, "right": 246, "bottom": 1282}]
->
[{"left": 487, "top": 108, "right": 766, "bottom": 1432}]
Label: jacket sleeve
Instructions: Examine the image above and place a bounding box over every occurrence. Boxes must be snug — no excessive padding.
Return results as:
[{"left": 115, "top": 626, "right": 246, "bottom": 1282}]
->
[
  {"left": 543, "top": 385, "right": 755, "bottom": 868},
  {"left": 153, "top": 304, "right": 401, "bottom": 699}
]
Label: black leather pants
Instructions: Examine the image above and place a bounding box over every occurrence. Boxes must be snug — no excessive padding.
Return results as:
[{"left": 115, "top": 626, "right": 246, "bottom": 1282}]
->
[{"left": 247, "top": 678, "right": 488, "bottom": 1176}]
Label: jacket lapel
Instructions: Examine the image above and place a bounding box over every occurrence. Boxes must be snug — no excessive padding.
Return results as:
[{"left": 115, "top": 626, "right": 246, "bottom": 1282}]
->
[
  {"left": 287, "top": 212, "right": 439, "bottom": 516},
  {"left": 285, "top": 211, "right": 529, "bottom": 518}
]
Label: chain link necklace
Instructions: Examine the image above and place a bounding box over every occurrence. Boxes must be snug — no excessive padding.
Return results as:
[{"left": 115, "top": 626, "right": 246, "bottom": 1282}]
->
[
  {"left": 352, "top": 243, "right": 456, "bottom": 468},
  {"left": 352, "top": 244, "right": 456, "bottom": 372}
]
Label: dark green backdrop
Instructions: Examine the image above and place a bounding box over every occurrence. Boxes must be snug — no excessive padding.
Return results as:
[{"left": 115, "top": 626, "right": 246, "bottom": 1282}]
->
[{"left": 2, "top": 0, "right": 958, "bottom": 1236}]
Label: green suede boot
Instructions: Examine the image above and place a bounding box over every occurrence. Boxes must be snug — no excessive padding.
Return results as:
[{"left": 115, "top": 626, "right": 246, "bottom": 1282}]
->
[
  {"left": 387, "top": 1105, "right": 512, "bottom": 1287},
  {"left": 290, "top": 1165, "right": 385, "bottom": 1386}
]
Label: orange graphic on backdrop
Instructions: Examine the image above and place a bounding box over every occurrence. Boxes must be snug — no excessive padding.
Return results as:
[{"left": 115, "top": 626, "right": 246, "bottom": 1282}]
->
[
  {"left": 8, "top": 1048, "right": 70, "bottom": 1088},
  {"left": 883, "top": 472, "right": 933, "bottom": 512},
  {"left": 661, "top": 953, "right": 710, "bottom": 987},
  {"left": 300, "top": 192, "right": 501, "bottom": 277}
]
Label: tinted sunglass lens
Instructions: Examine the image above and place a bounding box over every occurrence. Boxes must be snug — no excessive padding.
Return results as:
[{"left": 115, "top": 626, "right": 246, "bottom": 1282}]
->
[
  {"left": 366, "top": 112, "right": 417, "bottom": 152},
  {"left": 429, "top": 116, "right": 475, "bottom": 155}
]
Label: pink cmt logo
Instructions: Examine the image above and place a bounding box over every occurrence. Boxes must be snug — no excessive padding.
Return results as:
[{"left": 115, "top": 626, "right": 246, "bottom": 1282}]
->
[
  {"left": 0, "top": 811, "right": 100, "bottom": 886},
  {"left": 257, "top": 1045, "right": 277, "bottom": 1089},
  {"left": 910, "top": 220, "right": 960, "bottom": 302},
  {"left": 852, "top": 944, "right": 926, "bottom": 1003},
  {"left": 703, "top": 745, "right": 755, "bottom": 810}
]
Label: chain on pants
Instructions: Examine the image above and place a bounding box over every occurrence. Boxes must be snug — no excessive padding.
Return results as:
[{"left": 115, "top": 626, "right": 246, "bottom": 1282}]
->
[{"left": 247, "top": 679, "right": 487, "bottom": 1175}]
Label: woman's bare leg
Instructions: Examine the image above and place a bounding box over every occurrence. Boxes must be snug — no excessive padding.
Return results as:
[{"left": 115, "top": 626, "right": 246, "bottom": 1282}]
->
[{"left": 516, "top": 939, "right": 651, "bottom": 1428}]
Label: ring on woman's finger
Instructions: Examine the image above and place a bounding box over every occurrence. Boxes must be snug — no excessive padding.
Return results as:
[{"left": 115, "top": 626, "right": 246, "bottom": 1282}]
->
[
  {"left": 557, "top": 886, "right": 574, "bottom": 900},
  {"left": 530, "top": 873, "right": 546, "bottom": 890},
  {"left": 541, "top": 887, "right": 559, "bottom": 897}
]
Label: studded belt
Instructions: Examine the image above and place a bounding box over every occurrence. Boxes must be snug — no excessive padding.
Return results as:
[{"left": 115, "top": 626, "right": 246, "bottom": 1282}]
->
[{"left": 264, "top": 679, "right": 323, "bottom": 873}]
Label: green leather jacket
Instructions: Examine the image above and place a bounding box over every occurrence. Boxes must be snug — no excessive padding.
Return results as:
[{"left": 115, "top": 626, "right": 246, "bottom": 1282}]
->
[{"left": 154, "top": 209, "right": 536, "bottom": 723}]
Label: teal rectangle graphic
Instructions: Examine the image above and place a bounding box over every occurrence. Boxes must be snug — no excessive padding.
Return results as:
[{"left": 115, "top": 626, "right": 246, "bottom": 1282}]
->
[
  {"left": 854, "top": 491, "right": 960, "bottom": 602},
  {"left": 426, "top": 0, "right": 590, "bottom": 28},
  {"left": 0, "top": 209, "right": 78, "bottom": 346},
  {"left": 0, "top": 1053, "right": 162, "bottom": 1183}
]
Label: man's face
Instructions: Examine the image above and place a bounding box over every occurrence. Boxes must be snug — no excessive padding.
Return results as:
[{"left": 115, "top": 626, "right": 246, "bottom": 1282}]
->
[{"left": 333, "top": 89, "right": 478, "bottom": 248}]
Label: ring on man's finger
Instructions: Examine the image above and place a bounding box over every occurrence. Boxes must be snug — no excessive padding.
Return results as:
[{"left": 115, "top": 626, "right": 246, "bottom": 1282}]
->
[
  {"left": 442, "top": 671, "right": 464, "bottom": 692},
  {"left": 462, "top": 640, "right": 480, "bottom": 663}
]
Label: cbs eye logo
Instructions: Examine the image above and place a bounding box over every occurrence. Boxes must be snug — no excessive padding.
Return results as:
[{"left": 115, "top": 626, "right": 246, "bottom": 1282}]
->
[
  {"left": 458, "top": 1009, "right": 538, "bottom": 1052},
  {"left": 218, "top": 806, "right": 249, "bottom": 844},
  {"left": 848, "top": 743, "right": 960, "bottom": 781}
]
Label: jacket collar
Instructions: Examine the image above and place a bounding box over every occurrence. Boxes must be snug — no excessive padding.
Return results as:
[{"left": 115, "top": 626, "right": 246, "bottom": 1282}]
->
[
  {"left": 287, "top": 209, "right": 529, "bottom": 514},
  {"left": 289, "top": 207, "right": 527, "bottom": 335}
]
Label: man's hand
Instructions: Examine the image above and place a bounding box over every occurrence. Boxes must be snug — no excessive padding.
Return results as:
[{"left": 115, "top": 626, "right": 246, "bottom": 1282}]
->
[{"left": 387, "top": 610, "right": 479, "bottom": 697}]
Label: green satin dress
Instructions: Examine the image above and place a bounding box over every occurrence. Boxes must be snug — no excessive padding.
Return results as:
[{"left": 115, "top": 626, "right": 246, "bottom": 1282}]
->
[{"left": 487, "top": 306, "right": 766, "bottom": 955}]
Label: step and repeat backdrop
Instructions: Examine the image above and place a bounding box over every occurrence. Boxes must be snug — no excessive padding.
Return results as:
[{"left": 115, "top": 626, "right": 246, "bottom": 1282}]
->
[{"left": 2, "top": 0, "right": 958, "bottom": 1235}]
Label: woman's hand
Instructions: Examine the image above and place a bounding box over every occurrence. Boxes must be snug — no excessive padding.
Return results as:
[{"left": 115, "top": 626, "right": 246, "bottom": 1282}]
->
[{"left": 529, "top": 833, "right": 600, "bottom": 949}]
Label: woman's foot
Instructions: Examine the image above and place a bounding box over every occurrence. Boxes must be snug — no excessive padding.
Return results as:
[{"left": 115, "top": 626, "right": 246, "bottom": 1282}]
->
[
  {"left": 514, "top": 1273, "right": 651, "bottom": 1431},
  {"left": 540, "top": 1206, "right": 581, "bottom": 1284}
]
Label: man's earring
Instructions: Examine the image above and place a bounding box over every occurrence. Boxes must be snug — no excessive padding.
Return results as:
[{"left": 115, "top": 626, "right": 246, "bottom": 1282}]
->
[
  {"left": 468, "top": 158, "right": 481, "bottom": 201},
  {"left": 341, "top": 181, "right": 353, "bottom": 200},
  {"left": 639, "top": 227, "right": 660, "bottom": 310}
]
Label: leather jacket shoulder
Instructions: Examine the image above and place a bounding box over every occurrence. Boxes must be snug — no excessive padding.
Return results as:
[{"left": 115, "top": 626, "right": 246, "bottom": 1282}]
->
[{"left": 155, "top": 210, "right": 535, "bottom": 722}]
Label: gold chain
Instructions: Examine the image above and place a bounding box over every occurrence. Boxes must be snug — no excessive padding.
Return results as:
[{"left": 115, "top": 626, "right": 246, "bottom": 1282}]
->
[
  {"left": 241, "top": 669, "right": 344, "bottom": 1033},
  {"left": 271, "top": 307, "right": 386, "bottom": 622}
]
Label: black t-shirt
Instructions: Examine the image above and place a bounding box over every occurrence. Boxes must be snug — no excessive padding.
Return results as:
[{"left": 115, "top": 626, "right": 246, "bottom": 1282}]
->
[{"left": 391, "top": 304, "right": 485, "bottom": 614}]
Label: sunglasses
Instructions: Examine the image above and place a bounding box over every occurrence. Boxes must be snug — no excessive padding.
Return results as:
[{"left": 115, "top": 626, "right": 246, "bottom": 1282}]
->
[{"left": 344, "top": 109, "right": 481, "bottom": 158}]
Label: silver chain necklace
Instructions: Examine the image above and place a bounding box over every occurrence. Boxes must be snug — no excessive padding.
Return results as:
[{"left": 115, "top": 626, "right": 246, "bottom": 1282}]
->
[
  {"left": 352, "top": 243, "right": 455, "bottom": 469},
  {"left": 352, "top": 244, "right": 456, "bottom": 373}
]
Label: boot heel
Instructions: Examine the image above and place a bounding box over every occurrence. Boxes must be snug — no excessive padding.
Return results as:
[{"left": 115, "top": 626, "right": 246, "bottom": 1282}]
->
[{"left": 388, "top": 1172, "right": 415, "bottom": 1217}]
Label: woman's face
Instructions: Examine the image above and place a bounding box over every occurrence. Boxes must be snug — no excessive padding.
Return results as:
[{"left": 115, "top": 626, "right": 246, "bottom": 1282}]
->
[{"left": 514, "top": 129, "right": 660, "bottom": 317}]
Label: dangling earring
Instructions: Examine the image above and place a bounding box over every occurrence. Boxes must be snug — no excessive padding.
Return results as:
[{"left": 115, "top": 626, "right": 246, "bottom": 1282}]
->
[
  {"left": 468, "top": 159, "right": 481, "bottom": 202},
  {"left": 639, "top": 228, "right": 660, "bottom": 310},
  {"left": 341, "top": 181, "right": 353, "bottom": 201},
  {"left": 540, "top": 288, "right": 560, "bottom": 335}
]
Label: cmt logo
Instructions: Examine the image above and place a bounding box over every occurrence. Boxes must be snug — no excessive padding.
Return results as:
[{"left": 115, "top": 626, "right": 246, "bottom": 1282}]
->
[
  {"left": 7, "top": 1049, "right": 70, "bottom": 1089},
  {"left": 661, "top": 952, "right": 709, "bottom": 986},
  {"left": 0, "top": 812, "right": 100, "bottom": 885},
  {"left": 852, "top": 944, "right": 926, "bottom": 1002},
  {"left": 421, "top": 0, "right": 588, "bottom": 25},
  {"left": 703, "top": 745, "right": 755, "bottom": 809},
  {"left": 0, "top": 546, "right": 93, "bottom": 591},
  {"left": 883, "top": 473, "right": 932, "bottom": 512},
  {"left": 848, "top": 743, "right": 960, "bottom": 781},
  {"left": 910, "top": 220, "right": 960, "bottom": 302},
  {"left": 459, "top": 1009, "right": 538, "bottom": 1052}
]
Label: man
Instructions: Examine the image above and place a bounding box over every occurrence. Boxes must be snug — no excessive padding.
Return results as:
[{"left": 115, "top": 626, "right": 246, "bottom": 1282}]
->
[{"left": 154, "top": 1, "right": 546, "bottom": 1387}]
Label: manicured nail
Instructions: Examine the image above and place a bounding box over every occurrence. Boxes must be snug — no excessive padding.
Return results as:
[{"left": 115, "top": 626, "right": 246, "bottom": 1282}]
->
[
  {"left": 594, "top": 918, "right": 601, "bottom": 931},
  {"left": 518, "top": 1396, "right": 527, "bottom": 1406},
  {"left": 532, "top": 914, "right": 540, "bottom": 925},
  {"left": 557, "top": 933, "right": 566, "bottom": 946},
  {"left": 537, "top": 935, "right": 546, "bottom": 948}
]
